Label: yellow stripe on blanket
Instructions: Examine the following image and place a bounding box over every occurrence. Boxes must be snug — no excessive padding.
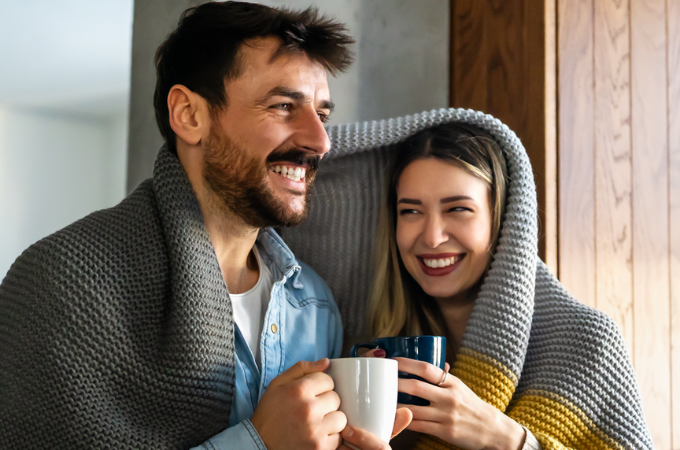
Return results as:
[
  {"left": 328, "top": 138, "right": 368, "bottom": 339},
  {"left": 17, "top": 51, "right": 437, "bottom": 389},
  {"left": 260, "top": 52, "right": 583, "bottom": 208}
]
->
[
  {"left": 452, "top": 348, "right": 516, "bottom": 412},
  {"left": 508, "top": 393, "right": 624, "bottom": 450},
  {"left": 413, "top": 351, "right": 623, "bottom": 450}
]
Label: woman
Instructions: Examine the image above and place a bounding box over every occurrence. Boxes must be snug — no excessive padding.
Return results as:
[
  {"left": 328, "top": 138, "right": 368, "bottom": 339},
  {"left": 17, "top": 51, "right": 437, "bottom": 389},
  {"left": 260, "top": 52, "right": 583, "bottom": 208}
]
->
[
  {"left": 365, "top": 120, "right": 652, "bottom": 449},
  {"left": 280, "top": 109, "right": 652, "bottom": 450}
]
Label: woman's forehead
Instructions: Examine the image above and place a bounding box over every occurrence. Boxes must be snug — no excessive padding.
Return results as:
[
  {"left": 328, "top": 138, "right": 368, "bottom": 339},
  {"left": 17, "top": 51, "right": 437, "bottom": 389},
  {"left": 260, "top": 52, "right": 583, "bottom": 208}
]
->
[{"left": 396, "top": 158, "right": 489, "bottom": 200}]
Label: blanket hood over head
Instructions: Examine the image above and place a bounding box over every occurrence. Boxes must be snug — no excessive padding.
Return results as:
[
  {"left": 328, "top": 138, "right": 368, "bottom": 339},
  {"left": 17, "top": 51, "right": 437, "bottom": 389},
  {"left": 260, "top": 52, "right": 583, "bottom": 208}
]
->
[{"left": 280, "top": 108, "right": 653, "bottom": 449}]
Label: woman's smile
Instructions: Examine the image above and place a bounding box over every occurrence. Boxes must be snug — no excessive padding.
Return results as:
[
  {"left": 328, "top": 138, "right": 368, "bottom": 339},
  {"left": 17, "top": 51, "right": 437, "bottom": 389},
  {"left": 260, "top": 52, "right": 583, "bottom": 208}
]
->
[{"left": 417, "top": 253, "right": 466, "bottom": 276}]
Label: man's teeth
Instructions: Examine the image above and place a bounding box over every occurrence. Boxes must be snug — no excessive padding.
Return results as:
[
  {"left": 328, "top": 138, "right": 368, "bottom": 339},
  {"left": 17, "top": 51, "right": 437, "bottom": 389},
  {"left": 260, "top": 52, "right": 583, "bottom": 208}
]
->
[
  {"left": 273, "top": 165, "right": 306, "bottom": 182},
  {"left": 423, "top": 256, "right": 459, "bottom": 268}
]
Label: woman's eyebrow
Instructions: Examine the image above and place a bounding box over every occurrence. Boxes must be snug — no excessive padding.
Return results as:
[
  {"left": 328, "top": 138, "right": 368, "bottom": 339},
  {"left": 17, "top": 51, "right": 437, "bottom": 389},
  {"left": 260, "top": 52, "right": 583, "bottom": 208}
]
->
[
  {"left": 397, "top": 198, "right": 422, "bottom": 205},
  {"left": 441, "top": 195, "right": 473, "bottom": 203}
]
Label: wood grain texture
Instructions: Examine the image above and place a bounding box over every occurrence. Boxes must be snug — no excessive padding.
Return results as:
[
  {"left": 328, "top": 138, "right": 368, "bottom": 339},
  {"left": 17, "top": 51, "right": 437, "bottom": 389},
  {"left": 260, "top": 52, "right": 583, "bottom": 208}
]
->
[
  {"left": 544, "top": 0, "right": 558, "bottom": 275},
  {"left": 631, "top": 0, "right": 671, "bottom": 446},
  {"left": 450, "top": 0, "right": 556, "bottom": 268},
  {"left": 667, "top": 0, "right": 680, "bottom": 446},
  {"left": 557, "top": 0, "right": 596, "bottom": 307},
  {"left": 594, "top": 0, "right": 634, "bottom": 358}
]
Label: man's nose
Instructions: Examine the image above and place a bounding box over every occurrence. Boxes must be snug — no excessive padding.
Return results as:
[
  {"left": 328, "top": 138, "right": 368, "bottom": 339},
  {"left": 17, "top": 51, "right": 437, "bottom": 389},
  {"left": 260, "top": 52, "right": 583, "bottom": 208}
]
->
[
  {"left": 422, "top": 215, "right": 449, "bottom": 249},
  {"left": 292, "top": 107, "right": 331, "bottom": 156}
]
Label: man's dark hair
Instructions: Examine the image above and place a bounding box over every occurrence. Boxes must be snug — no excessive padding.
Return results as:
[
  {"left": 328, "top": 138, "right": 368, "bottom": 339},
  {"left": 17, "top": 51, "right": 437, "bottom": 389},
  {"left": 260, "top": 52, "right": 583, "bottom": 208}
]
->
[{"left": 154, "top": 1, "right": 355, "bottom": 154}]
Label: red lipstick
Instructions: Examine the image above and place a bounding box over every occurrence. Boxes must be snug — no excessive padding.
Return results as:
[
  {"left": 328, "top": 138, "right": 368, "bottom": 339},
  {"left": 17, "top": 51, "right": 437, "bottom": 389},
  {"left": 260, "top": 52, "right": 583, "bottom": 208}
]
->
[{"left": 416, "top": 253, "right": 465, "bottom": 277}]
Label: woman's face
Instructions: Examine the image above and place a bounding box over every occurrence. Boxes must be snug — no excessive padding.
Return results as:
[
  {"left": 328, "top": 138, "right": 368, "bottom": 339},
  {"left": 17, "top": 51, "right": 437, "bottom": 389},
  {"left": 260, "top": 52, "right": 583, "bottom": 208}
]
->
[{"left": 395, "top": 158, "right": 492, "bottom": 302}]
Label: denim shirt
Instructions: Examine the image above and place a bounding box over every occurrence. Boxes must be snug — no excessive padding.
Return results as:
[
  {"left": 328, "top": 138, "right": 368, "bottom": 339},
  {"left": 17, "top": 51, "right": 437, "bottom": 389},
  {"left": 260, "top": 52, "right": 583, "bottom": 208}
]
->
[{"left": 191, "top": 228, "right": 343, "bottom": 450}]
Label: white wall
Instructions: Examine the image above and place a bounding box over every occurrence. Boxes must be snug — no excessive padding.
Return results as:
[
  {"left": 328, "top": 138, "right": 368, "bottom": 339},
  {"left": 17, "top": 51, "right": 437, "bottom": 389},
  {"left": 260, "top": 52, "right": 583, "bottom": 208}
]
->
[{"left": 0, "top": 107, "right": 128, "bottom": 280}]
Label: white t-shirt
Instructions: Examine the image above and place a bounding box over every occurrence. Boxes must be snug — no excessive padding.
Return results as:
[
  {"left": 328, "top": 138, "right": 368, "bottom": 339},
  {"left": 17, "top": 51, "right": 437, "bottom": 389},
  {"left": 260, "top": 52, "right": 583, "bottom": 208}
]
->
[{"left": 230, "top": 245, "right": 273, "bottom": 370}]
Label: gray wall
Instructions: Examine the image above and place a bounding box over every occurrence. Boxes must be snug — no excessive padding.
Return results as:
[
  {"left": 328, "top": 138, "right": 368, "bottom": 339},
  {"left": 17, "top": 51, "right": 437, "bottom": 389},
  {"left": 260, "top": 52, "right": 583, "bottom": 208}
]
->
[{"left": 126, "top": 0, "right": 449, "bottom": 192}]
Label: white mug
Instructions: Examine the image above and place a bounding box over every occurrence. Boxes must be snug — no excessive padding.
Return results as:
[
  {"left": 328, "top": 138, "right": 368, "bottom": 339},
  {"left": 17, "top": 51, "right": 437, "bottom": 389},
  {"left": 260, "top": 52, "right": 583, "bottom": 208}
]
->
[{"left": 327, "top": 357, "right": 398, "bottom": 446}]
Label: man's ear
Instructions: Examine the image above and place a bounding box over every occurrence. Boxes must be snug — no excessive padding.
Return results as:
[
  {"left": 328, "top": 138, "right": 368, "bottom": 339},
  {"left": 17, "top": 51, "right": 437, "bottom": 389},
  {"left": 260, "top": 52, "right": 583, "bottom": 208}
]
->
[{"left": 168, "top": 85, "right": 209, "bottom": 146}]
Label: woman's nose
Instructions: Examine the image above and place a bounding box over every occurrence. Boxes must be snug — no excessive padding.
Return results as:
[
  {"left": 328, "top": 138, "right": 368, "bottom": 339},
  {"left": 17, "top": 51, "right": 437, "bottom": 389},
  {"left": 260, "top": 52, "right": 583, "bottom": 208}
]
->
[{"left": 422, "top": 215, "right": 449, "bottom": 248}]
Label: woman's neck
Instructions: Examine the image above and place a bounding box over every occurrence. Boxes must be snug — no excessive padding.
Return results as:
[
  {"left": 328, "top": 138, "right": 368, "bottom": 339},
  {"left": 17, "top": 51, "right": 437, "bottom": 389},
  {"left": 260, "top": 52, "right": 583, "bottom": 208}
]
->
[{"left": 435, "top": 286, "right": 479, "bottom": 359}]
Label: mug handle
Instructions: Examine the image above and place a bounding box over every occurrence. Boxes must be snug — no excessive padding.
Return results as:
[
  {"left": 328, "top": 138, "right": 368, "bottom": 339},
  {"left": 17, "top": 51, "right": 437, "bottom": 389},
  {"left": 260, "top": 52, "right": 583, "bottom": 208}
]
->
[{"left": 350, "top": 342, "right": 381, "bottom": 357}]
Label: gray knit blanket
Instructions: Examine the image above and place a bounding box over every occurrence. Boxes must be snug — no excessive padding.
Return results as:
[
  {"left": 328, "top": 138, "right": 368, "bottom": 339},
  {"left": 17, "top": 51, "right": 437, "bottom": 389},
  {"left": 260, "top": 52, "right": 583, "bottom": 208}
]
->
[
  {"left": 280, "top": 108, "right": 653, "bottom": 449},
  {"left": 0, "top": 149, "right": 235, "bottom": 448}
]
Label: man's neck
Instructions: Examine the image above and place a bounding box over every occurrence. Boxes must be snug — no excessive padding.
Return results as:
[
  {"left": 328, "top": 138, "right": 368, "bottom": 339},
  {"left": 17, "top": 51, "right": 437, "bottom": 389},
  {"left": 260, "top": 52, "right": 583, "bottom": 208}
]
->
[
  {"left": 177, "top": 145, "right": 262, "bottom": 295},
  {"left": 203, "top": 209, "right": 261, "bottom": 295}
]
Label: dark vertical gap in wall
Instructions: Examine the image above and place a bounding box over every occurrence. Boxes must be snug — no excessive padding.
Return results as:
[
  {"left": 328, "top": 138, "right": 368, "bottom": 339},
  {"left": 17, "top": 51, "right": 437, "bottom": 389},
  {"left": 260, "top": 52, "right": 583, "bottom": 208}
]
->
[
  {"left": 555, "top": 0, "right": 561, "bottom": 279},
  {"left": 450, "top": 0, "right": 457, "bottom": 107}
]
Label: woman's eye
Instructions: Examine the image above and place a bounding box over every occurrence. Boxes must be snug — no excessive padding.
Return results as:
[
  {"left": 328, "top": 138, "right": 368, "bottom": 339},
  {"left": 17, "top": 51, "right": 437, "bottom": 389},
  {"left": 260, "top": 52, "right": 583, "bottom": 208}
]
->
[
  {"left": 447, "top": 206, "right": 471, "bottom": 213},
  {"left": 398, "top": 209, "right": 419, "bottom": 216}
]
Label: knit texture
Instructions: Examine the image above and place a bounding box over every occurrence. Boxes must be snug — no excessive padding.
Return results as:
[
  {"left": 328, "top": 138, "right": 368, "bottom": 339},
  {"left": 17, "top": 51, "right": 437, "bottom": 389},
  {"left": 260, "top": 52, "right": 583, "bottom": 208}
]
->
[
  {"left": 280, "top": 108, "right": 653, "bottom": 449},
  {"left": 0, "top": 149, "right": 235, "bottom": 449}
]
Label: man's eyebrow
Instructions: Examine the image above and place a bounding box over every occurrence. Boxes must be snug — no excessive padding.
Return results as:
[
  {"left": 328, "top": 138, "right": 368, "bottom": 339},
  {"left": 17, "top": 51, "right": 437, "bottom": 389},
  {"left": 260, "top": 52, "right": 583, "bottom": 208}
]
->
[
  {"left": 397, "top": 198, "right": 422, "bottom": 205},
  {"left": 441, "top": 195, "right": 473, "bottom": 203},
  {"left": 320, "top": 100, "right": 335, "bottom": 112},
  {"left": 262, "top": 86, "right": 306, "bottom": 101}
]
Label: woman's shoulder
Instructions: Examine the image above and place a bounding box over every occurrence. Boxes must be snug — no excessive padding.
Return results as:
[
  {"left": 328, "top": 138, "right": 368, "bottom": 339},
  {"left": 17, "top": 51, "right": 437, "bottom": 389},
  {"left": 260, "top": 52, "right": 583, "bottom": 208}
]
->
[{"left": 532, "top": 260, "right": 623, "bottom": 342}]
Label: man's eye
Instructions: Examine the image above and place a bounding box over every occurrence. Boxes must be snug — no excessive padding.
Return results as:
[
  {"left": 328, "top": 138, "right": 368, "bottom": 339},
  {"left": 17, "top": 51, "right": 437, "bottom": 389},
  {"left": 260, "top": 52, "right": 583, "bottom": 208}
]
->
[
  {"left": 318, "top": 112, "right": 330, "bottom": 123},
  {"left": 272, "top": 103, "right": 292, "bottom": 111}
]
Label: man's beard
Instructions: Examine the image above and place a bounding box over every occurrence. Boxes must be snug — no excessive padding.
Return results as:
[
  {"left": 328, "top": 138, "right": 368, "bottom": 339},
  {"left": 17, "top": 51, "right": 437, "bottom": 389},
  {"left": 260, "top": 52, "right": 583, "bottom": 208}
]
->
[{"left": 202, "top": 127, "right": 319, "bottom": 229}]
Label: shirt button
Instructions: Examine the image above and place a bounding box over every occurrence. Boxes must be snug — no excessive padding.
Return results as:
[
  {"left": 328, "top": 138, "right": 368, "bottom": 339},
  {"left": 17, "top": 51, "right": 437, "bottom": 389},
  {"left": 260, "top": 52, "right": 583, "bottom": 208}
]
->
[{"left": 271, "top": 324, "right": 278, "bottom": 333}]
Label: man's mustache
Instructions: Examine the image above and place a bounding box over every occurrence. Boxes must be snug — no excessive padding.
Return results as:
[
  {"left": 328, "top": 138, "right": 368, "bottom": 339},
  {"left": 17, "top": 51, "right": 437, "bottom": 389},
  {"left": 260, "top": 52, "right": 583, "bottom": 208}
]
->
[{"left": 267, "top": 148, "right": 321, "bottom": 171}]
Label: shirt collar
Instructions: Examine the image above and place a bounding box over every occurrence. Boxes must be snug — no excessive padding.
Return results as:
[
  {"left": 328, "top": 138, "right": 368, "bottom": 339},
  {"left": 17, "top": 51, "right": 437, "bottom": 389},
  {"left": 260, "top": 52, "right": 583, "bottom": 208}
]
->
[{"left": 255, "top": 228, "right": 303, "bottom": 289}]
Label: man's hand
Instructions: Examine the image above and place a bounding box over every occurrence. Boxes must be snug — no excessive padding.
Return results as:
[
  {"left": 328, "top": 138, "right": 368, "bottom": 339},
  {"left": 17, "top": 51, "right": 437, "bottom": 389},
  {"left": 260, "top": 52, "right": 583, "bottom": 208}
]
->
[
  {"left": 250, "top": 359, "right": 346, "bottom": 450},
  {"left": 339, "top": 407, "right": 413, "bottom": 450}
]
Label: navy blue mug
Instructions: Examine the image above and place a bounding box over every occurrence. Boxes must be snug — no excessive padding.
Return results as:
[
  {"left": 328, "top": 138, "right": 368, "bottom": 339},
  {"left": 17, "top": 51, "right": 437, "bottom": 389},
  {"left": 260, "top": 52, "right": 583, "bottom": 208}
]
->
[{"left": 350, "top": 336, "right": 446, "bottom": 406}]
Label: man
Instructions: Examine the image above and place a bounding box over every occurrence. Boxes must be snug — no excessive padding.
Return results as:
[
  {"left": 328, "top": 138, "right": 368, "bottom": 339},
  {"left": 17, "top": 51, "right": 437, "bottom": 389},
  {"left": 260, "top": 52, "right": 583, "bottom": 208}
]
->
[{"left": 0, "top": 2, "right": 409, "bottom": 449}]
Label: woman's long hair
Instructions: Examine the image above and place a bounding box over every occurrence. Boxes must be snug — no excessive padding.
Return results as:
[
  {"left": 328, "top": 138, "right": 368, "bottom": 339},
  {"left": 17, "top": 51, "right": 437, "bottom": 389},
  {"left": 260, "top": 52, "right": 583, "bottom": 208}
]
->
[{"left": 368, "top": 122, "right": 509, "bottom": 339}]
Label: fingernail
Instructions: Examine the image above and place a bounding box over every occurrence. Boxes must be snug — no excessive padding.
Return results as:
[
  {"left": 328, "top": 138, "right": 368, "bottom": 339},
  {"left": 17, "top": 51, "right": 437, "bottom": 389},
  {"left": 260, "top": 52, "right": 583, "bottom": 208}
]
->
[{"left": 374, "top": 349, "right": 386, "bottom": 357}]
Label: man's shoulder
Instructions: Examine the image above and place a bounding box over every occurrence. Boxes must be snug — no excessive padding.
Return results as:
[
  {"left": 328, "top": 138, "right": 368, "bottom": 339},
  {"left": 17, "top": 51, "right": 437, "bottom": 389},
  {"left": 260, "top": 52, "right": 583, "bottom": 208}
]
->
[{"left": 2, "top": 179, "right": 166, "bottom": 296}]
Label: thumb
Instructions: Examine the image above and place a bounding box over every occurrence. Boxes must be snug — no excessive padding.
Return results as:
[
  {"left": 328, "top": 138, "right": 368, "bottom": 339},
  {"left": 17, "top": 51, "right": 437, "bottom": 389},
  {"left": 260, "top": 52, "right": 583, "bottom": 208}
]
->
[
  {"left": 391, "top": 407, "right": 413, "bottom": 438},
  {"left": 270, "top": 358, "right": 330, "bottom": 386}
]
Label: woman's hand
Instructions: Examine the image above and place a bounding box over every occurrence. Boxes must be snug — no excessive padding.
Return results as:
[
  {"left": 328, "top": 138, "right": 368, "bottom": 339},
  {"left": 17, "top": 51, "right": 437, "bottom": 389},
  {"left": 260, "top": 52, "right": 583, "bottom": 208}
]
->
[{"left": 394, "top": 358, "right": 525, "bottom": 450}]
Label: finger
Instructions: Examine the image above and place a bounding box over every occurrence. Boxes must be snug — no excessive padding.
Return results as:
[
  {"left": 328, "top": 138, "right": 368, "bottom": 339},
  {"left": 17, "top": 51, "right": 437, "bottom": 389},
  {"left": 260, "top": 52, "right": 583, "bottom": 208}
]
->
[
  {"left": 397, "top": 403, "right": 440, "bottom": 422},
  {"left": 270, "top": 359, "right": 330, "bottom": 386},
  {"left": 391, "top": 407, "right": 413, "bottom": 438},
  {"left": 407, "top": 419, "right": 443, "bottom": 438},
  {"left": 393, "top": 357, "right": 447, "bottom": 385},
  {"left": 315, "top": 390, "right": 341, "bottom": 415},
  {"left": 398, "top": 377, "right": 442, "bottom": 403},
  {"left": 320, "top": 410, "right": 347, "bottom": 435},
  {"left": 326, "top": 433, "right": 343, "bottom": 450},
  {"left": 299, "top": 371, "right": 335, "bottom": 396},
  {"left": 444, "top": 362, "right": 451, "bottom": 373},
  {"left": 361, "top": 348, "right": 387, "bottom": 358},
  {"left": 341, "top": 425, "right": 388, "bottom": 450}
]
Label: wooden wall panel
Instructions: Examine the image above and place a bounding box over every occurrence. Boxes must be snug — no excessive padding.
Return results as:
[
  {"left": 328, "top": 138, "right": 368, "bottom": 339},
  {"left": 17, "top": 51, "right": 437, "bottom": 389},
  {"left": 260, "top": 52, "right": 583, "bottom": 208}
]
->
[
  {"left": 667, "top": 0, "right": 680, "bottom": 445},
  {"left": 450, "top": 0, "right": 557, "bottom": 272},
  {"left": 594, "top": 0, "right": 634, "bottom": 356},
  {"left": 631, "top": 0, "right": 672, "bottom": 446},
  {"left": 557, "top": 0, "right": 596, "bottom": 307}
]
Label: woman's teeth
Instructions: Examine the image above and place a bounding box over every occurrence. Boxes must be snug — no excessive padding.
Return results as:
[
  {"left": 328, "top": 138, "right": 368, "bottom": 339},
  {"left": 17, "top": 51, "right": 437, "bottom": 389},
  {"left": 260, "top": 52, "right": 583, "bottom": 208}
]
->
[
  {"left": 423, "top": 256, "right": 459, "bottom": 268},
  {"left": 273, "top": 165, "right": 306, "bottom": 182}
]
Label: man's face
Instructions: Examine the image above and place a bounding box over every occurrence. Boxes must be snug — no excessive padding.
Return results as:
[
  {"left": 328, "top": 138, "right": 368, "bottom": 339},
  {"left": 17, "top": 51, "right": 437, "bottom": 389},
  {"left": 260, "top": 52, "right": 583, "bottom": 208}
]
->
[{"left": 202, "top": 37, "right": 332, "bottom": 228}]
